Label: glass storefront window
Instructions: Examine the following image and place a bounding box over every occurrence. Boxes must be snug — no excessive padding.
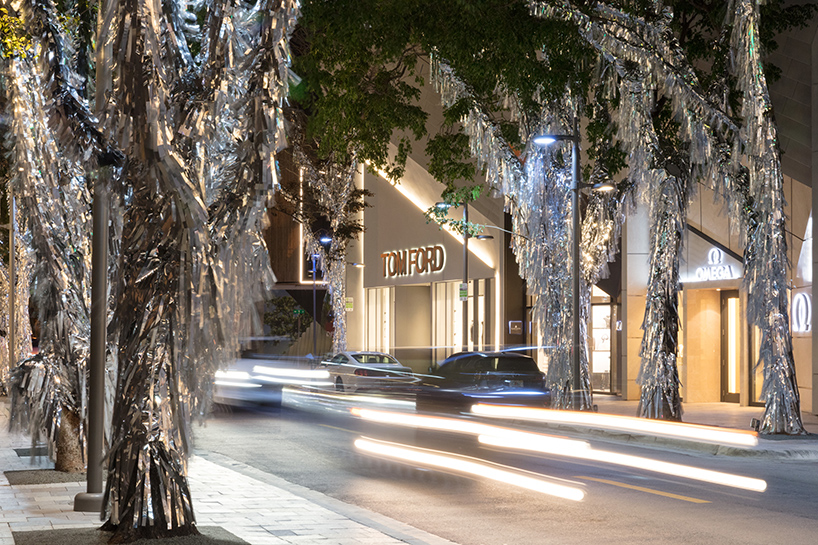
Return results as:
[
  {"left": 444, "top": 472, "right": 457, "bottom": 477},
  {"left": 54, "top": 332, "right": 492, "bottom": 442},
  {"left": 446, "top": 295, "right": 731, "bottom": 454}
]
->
[
  {"left": 366, "top": 287, "right": 392, "bottom": 353},
  {"left": 590, "top": 287, "right": 613, "bottom": 393}
]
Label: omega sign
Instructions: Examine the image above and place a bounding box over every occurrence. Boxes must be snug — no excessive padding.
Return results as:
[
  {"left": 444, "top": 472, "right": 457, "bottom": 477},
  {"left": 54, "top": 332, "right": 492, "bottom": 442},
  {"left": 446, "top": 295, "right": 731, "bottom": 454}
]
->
[
  {"left": 381, "top": 245, "right": 445, "bottom": 278},
  {"left": 792, "top": 292, "right": 812, "bottom": 333},
  {"left": 695, "top": 247, "right": 739, "bottom": 282}
]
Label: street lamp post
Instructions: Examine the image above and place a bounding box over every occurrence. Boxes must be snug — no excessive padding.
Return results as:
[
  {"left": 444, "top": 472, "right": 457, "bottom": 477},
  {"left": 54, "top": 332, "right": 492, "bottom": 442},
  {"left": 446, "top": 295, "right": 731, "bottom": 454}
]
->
[
  {"left": 435, "top": 200, "right": 495, "bottom": 354},
  {"left": 462, "top": 202, "right": 469, "bottom": 352},
  {"left": 533, "top": 117, "right": 613, "bottom": 410},
  {"left": 312, "top": 253, "right": 317, "bottom": 359},
  {"left": 569, "top": 116, "right": 582, "bottom": 407}
]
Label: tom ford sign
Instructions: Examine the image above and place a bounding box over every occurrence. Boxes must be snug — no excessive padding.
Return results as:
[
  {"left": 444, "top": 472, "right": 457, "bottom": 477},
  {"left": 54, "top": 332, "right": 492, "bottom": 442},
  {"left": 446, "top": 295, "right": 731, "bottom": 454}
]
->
[{"left": 381, "top": 245, "right": 445, "bottom": 278}]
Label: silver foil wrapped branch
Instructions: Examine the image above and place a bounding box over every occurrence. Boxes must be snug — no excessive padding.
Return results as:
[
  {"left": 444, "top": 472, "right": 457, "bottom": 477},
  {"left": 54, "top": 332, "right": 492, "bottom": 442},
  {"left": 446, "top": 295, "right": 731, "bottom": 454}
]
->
[
  {"left": 97, "top": 0, "right": 298, "bottom": 539},
  {"left": 0, "top": 233, "right": 34, "bottom": 396},
  {"left": 430, "top": 58, "right": 603, "bottom": 409},
  {"left": 4, "top": 0, "right": 98, "bottom": 471},
  {"left": 429, "top": 55, "right": 527, "bottom": 196},
  {"left": 730, "top": 0, "right": 804, "bottom": 434},
  {"left": 292, "top": 134, "right": 359, "bottom": 354}
]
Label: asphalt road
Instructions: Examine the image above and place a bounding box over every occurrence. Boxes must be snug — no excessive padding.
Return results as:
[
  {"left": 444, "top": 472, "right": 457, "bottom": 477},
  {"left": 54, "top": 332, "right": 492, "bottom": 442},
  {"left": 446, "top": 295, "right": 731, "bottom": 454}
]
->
[{"left": 191, "top": 389, "right": 818, "bottom": 545}]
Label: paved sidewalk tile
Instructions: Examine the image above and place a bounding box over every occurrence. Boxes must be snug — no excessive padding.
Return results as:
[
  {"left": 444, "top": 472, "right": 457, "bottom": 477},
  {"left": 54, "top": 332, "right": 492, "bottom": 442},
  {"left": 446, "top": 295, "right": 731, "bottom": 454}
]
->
[{"left": 187, "top": 457, "right": 409, "bottom": 545}]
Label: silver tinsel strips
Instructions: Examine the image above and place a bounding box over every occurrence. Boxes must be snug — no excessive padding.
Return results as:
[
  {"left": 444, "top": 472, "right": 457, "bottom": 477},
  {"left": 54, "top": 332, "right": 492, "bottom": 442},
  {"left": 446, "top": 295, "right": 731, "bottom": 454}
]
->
[
  {"left": 99, "top": 0, "right": 298, "bottom": 538},
  {"left": 4, "top": 0, "right": 97, "bottom": 468},
  {"left": 288, "top": 114, "right": 358, "bottom": 354},
  {"left": 529, "top": 1, "right": 804, "bottom": 432},
  {"left": 730, "top": 0, "right": 803, "bottom": 434},
  {"left": 0, "top": 236, "right": 33, "bottom": 396},
  {"left": 638, "top": 174, "right": 686, "bottom": 420},
  {"left": 429, "top": 56, "right": 616, "bottom": 410}
]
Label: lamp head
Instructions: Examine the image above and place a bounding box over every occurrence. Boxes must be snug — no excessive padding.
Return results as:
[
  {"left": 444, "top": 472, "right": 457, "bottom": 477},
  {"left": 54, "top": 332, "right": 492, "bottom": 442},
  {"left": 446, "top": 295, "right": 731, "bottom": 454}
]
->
[
  {"left": 532, "top": 134, "right": 574, "bottom": 147},
  {"left": 532, "top": 135, "right": 557, "bottom": 146}
]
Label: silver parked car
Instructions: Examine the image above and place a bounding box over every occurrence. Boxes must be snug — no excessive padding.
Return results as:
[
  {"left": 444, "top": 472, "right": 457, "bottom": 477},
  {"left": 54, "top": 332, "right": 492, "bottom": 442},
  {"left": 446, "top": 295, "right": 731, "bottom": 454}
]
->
[{"left": 321, "top": 351, "right": 417, "bottom": 393}]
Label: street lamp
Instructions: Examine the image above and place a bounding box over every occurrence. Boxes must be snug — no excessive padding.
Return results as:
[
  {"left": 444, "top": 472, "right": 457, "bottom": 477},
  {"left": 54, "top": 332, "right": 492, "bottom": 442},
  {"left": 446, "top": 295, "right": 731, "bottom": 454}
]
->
[
  {"left": 311, "top": 253, "right": 319, "bottom": 359},
  {"left": 310, "top": 233, "right": 333, "bottom": 360},
  {"left": 534, "top": 117, "right": 613, "bottom": 410}
]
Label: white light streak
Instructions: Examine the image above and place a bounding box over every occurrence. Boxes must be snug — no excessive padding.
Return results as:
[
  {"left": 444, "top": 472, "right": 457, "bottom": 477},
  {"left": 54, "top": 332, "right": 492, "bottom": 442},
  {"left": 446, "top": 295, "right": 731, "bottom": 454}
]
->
[
  {"left": 253, "top": 365, "right": 331, "bottom": 379},
  {"left": 471, "top": 404, "right": 759, "bottom": 447},
  {"left": 215, "top": 370, "right": 251, "bottom": 381},
  {"left": 354, "top": 438, "right": 585, "bottom": 501},
  {"left": 351, "top": 408, "right": 589, "bottom": 453},
  {"left": 478, "top": 434, "right": 767, "bottom": 492},
  {"left": 283, "top": 388, "right": 415, "bottom": 409},
  {"left": 256, "top": 376, "right": 333, "bottom": 386},
  {"left": 353, "top": 407, "right": 766, "bottom": 493},
  {"left": 213, "top": 380, "right": 262, "bottom": 389}
]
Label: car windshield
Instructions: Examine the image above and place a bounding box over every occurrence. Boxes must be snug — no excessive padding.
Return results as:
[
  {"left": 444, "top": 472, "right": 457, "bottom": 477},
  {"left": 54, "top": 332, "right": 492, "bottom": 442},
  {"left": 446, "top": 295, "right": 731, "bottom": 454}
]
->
[
  {"left": 493, "top": 357, "right": 539, "bottom": 373},
  {"left": 352, "top": 354, "right": 399, "bottom": 365}
]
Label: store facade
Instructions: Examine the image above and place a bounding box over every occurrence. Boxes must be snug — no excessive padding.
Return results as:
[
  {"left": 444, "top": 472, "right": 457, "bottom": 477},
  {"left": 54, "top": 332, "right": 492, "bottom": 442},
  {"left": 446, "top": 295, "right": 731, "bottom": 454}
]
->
[{"left": 345, "top": 157, "right": 515, "bottom": 374}]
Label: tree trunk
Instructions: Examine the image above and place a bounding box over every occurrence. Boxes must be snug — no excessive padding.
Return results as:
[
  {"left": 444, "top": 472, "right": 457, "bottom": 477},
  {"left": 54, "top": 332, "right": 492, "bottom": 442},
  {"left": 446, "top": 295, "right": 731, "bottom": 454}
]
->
[{"left": 54, "top": 407, "right": 85, "bottom": 473}]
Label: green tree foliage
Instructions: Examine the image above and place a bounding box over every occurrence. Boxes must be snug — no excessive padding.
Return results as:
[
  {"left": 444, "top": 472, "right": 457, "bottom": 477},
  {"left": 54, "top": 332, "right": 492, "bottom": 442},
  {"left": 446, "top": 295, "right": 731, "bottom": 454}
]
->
[
  {"left": 263, "top": 295, "right": 310, "bottom": 341},
  {"left": 0, "top": 8, "right": 30, "bottom": 58},
  {"left": 292, "top": 0, "right": 428, "bottom": 182}
]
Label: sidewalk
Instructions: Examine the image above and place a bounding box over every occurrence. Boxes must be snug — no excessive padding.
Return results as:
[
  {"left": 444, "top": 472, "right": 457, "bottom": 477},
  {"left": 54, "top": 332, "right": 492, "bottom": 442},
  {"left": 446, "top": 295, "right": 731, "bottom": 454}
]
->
[{"left": 2, "top": 396, "right": 818, "bottom": 545}]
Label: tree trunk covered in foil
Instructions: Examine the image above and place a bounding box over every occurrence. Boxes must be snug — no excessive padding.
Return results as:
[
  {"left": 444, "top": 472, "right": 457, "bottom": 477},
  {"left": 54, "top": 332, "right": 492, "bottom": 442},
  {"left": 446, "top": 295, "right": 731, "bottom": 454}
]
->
[
  {"left": 731, "top": 0, "right": 805, "bottom": 435},
  {"left": 99, "top": 0, "right": 298, "bottom": 538},
  {"left": 102, "top": 183, "right": 198, "bottom": 540},
  {"left": 288, "top": 119, "right": 361, "bottom": 354},
  {"left": 637, "top": 176, "right": 685, "bottom": 421},
  {"left": 4, "top": 0, "right": 95, "bottom": 468}
]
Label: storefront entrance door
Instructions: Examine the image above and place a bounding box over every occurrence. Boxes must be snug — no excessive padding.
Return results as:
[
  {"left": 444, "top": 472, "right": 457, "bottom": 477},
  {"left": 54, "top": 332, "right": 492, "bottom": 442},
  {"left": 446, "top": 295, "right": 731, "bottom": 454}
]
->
[{"left": 721, "top": 290, "right": 740, "bottom": 403}]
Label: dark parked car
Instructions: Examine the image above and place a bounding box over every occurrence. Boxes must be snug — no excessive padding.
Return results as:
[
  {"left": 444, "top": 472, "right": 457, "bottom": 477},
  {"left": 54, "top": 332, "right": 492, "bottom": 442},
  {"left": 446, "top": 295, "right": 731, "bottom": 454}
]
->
[{"left": 415, "top": 351, "right": 551, "bottom": 414}]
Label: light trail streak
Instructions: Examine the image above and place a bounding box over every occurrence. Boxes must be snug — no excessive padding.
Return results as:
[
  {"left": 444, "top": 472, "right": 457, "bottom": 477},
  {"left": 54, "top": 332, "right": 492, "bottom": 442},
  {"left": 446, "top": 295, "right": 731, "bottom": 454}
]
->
[
  {"left": 350, "top": 407, "right": 589, "bottom": 454},
  {"left": 354, "top": 437, "right": 585, "bottom": 501},
  {"left": 478, "top": 434, "right": 767, "bottom": 492},
  {"left": 471, "top": 404, "right": 759, "bottom": 447},
  {"left": 283, "top": 388, "right": 416, "bottom": 409}
]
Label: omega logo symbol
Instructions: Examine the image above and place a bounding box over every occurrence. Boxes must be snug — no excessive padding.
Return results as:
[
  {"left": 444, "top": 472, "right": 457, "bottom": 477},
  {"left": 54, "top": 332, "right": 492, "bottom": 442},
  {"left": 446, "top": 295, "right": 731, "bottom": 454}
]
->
[
  {"left": 792, "top": 292, "right": 811, "bottom": 333},
  {"left": 707, "top": 248, "right": 724, "bottom": 265}
]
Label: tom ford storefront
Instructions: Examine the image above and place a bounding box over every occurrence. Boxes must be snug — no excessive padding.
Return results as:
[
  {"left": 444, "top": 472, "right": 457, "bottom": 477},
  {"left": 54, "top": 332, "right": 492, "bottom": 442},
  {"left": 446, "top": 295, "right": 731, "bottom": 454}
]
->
[{"left": 355, "top": 162, "right": 506, "bottom": 374}]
